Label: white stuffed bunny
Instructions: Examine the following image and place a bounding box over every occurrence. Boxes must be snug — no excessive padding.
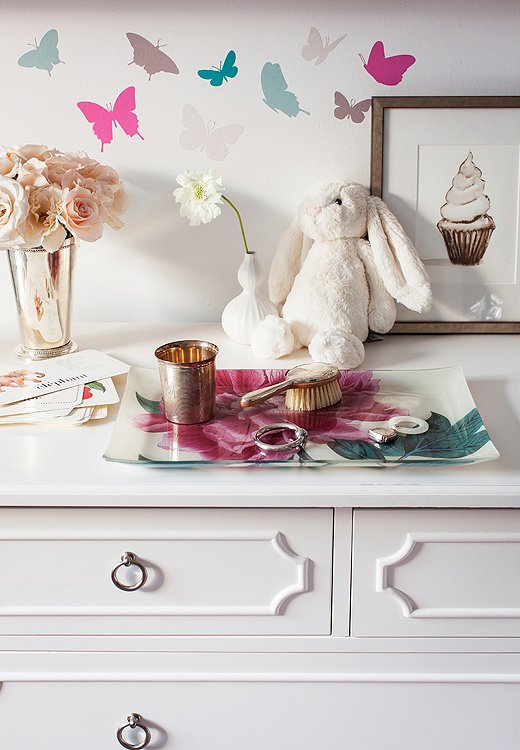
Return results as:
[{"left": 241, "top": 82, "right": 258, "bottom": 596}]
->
[{"left": 252, "top": 180, "right": 432, "bottom": 368}]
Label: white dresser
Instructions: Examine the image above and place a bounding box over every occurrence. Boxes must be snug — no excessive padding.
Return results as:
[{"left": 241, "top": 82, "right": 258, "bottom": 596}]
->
[{"left": 0, "top": 323, "right": 519, "bottom": 749}]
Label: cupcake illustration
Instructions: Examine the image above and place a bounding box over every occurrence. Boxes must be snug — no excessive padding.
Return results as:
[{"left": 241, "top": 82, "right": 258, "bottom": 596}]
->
[{"left": 437, "top": 152, "right": 495, "bottom": 266}]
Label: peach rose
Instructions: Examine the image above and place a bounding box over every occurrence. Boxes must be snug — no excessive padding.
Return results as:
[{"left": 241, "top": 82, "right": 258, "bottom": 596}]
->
[
  {"left": 45, "top": 155, "right": 83, "bottom": 187},
  {"left": 78, "top": 162, "right": 127, "bottom": 229},
  {"left": 23, "top": 185, "right": 67, "bottom": 252},
  {"left": 0, "top": 176, "right": 28, "bottom": 247},
  {"left": 17, "top": 144, "right": 55, "bottom": 162},
  {"left": 0, "top": 148, "right": 21, "bottom": 179},
  {"left": 61, "top": 185, "right": 107, "bottom": 242},
  {"left": 17, "top": 158, "right": 49, "bottom": 188}
]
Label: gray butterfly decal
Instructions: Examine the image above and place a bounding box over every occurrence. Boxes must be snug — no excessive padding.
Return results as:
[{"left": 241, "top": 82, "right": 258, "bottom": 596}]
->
[
  {"left": 127, "top": 33, "right": 179, "bottom": 80},
  {"left": 334, "top": 92, "right": 371, "bottom": 123}
]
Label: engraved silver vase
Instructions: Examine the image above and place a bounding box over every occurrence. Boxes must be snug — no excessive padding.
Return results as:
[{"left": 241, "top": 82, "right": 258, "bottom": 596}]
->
[{"left": 7, "top": 236, "right": 77, "bottom": 361}]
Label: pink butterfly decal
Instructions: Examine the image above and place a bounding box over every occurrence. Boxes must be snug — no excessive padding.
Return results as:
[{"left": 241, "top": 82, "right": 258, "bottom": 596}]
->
[
  {"left": 359, "top": 41, "right": 415, "bottom": 86},
  {"left": 334, "top": 93, "right": 371, "bottom": 123},
  {"left": 77, "top": 86, "right": 144, "bottom": 151}
]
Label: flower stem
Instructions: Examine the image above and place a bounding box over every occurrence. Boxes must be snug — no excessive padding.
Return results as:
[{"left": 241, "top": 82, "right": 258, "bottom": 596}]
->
[{"left": 222, "top": 195, "right": 252, "bottom": 254}]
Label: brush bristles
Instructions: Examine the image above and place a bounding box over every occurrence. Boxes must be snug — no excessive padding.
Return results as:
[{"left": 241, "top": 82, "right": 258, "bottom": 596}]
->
[{"left": 285, "top": 378, "right": 342, "bottom": 412}]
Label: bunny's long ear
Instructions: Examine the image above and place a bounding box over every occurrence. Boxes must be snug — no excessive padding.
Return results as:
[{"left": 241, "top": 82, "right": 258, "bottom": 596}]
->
[
  {"left": 367, "top": 196, "right": 432, "bottom": 313},
  {"left": 268, "top": 218, "right": 306, "bottom": 308}
]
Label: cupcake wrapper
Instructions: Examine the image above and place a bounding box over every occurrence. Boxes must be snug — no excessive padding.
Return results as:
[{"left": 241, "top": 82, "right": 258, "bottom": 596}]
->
[{"left": 437, "top": 221, "right": 495, "bottom": 266}]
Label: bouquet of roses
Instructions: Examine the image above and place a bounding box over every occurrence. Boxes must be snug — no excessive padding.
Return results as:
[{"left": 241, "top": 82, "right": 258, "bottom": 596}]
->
[{"left": 0, "top": 144, "right": 127, "bottom": 252}]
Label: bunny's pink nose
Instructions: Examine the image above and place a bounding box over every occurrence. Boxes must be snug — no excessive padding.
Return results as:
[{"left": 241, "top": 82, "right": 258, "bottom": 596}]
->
[{"left": 306, "top": 205, "right": 322, "bottom": 217}]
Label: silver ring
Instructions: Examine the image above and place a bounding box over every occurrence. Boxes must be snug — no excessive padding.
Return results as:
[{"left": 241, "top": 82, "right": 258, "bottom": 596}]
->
[
  {"left": 117, "top": 714, "right": 151, "bottom": 749},
  {"left": 388, "top": 415, "right": 429, "bottom": 435},
  {"left": 111, "top": 552, "right": 148, "bottom": 591},
  {"left": 254, "top": 422, "right": 308, "bottom": 452}
]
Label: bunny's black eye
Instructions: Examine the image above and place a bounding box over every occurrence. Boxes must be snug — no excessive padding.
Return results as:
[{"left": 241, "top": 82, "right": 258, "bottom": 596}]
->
[{"left": 334, "top": 198, "right": 342, "bottom": 205}]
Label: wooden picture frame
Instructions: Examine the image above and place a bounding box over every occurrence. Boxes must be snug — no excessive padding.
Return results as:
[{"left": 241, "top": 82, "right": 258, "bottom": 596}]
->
[{"left": 371, "top": 96, "right": 520, "bottom": 333}]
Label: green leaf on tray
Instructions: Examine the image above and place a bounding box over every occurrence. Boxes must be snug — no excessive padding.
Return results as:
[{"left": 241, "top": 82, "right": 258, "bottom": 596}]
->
[
  {"left": 136, "top": 392, "right": 163, "bottom": 414},
  {"left": 328, "top": 439, "right": 387, "bottom": 462},
  {"left": 327, "top": 408, "right": 490, "bottom": 463}
]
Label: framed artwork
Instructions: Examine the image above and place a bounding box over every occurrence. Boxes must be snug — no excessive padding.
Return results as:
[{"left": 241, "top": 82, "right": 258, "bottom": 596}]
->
[{"left": 371, "top": 96, "right": 520, "bottom": 332}]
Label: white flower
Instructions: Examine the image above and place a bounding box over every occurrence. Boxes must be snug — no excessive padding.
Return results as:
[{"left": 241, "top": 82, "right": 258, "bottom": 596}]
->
[
  {"left": 173, "top": 169, "right": 224, "bottom": 227},
  {"left": 0, "top": 176, "right": 29, "bottom": 247}
]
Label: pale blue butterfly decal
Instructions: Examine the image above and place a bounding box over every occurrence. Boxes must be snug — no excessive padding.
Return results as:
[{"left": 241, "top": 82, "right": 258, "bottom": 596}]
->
[
  {"left": 198, "top": 50, "right": 238, "bottom": 87},
  {"left": 18, "top": 29, "right": 63, "bottom": 76},
  {"left": 261, "top": 62, "right": 310, "bottom": 117}
]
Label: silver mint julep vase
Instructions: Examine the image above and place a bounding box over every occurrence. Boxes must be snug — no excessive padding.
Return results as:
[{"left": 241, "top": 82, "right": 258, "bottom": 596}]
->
[{"left": 7, "top": 236, "right": 78, "bottom": 361}]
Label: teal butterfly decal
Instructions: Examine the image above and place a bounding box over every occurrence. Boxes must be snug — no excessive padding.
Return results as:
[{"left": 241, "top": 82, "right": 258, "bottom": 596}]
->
[
  {"left": 197, "top": 50, "right": 238, "bottom": 87},
  {"left": 18, "top": 29, "right": 63, "bottom": 76},
  {"left": 261, "top": 62, "right": 310, "bottom": 117}
]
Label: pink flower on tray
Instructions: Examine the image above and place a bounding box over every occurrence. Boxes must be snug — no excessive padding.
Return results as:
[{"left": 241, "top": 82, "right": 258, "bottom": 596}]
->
[{"left": 132, "top": 368, "right": 408, "bottom": 462}]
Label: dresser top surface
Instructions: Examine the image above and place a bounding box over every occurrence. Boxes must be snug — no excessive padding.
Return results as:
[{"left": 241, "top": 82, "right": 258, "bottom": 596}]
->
[{"left": 0, "top": 322, "right": 518, "bottom": 507}]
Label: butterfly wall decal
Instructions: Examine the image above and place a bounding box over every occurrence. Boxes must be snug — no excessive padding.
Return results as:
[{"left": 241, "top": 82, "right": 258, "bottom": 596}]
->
[
  {"left": 334, "top": 93, "right": 371, "bottom": 123},
  {"left": 301, "top": 27, "right": 346, "bottom": 65},
  {"left": 360, "top": 41, "right": 416, "bottom": 86},
  {"left": 127, "top": 32, "right": 179, "bottom": 80},
  {"left": 77, "top": 86, "right": 144, "bottom": 152},
  {"left": 197, "top": 50, "right": 238, "bottom": 87},
  {"left": 179, "top": 104, "right": 244, "bottom": 161},
  {"left": 18, "top": 29, "right": 63, "bottom": 76},
  {"left": 261, "top": 62, "right": 310, "bottom": 118}
]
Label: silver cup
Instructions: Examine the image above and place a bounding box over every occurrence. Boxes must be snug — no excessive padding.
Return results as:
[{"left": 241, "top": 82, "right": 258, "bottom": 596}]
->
[{"left": 155, "top": 340, "right": 219, "bottom": 424}]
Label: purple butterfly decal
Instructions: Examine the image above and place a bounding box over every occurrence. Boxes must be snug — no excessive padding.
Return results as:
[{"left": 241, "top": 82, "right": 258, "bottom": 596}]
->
[
  {"left": 127, "top": 33, "right": 179, "bottom": 80},
  {"left": 334, "top": 92, "right": 371, "bottom": 123}
]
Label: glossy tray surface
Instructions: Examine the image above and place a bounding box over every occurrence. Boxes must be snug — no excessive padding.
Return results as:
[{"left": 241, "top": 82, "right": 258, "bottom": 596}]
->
[{"left": 104, "top": 367, "right": 499, "bottom": 466}]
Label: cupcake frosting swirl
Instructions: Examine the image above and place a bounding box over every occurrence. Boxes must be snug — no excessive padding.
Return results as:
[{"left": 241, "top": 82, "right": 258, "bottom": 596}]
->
[{"left": 440, "top": 152, "right": 491, "bottom": 223}]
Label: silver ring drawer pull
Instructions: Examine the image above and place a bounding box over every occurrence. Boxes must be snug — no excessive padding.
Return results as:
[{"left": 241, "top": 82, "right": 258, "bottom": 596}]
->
[
  {"left": 111, "top": 551, "right": 148, "bottom": 591},
  {"left": 117, "top": 713, "right": 151, "bottom": 749}
]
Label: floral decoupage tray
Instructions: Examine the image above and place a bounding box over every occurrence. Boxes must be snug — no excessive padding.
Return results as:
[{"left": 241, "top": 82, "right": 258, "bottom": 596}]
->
[{"left": 103, "top": 367, "right": 499, "bottom": 467}]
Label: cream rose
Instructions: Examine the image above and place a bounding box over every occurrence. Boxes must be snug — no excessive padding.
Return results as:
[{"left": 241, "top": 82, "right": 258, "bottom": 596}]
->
[
  {"left": 17, "top": 144, "right": 54, "bottom": 162},
  {"left": 0, "top": 176, "right": 28, "bottom": 247},
  {"left": 23, "top": 184, "right": 67, "bottom": 252},
  {"left": 17, "top": 158, "right": 49, "bottom": 188},
  {"left": 45, "top": 155, "right": 83, "bottom": 187},
  {"left": 62, "top": 186, "right": 107, "bottom": 242},
  {"left": 77, "top": 162, "right": 127, "bottom": 229},
  {"left": 0, "top": 148, "right": 21, "bottom": 178}
]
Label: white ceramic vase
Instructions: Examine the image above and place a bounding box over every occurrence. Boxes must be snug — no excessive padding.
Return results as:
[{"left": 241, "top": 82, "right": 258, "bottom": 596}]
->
[{"left": 221, "top": 252, "right": 278, "bottom": 345}]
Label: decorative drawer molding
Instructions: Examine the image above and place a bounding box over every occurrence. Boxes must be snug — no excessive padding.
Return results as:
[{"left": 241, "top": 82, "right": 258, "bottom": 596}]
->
[
  {"left": 0, "top": 529, "right": 308, "bottom": 617},
  {"left": 352, "top": 509, "right": 520, "bottom": 637},
  {"left": 0, "top": 508, "right": 333, "bottom": 636},
  {"left": 376, "top": 531, "right": 520, "bottom": 619}
]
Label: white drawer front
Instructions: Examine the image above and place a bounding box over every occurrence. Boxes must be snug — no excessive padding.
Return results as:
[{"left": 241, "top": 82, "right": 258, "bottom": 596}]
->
[
  {"left": 3, "top": 680, "right": 520, "bottom": 749},
  {"left": 0, "top": 508, "right": 333, "bottom": 635},
  {"left": 352, "top": 509, "right": 520, "bottom": 637}
]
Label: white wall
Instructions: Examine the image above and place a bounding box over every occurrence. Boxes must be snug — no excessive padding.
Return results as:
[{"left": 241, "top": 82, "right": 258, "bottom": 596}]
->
[{"left": 0, "top": 0, "right": 519, "bottom": 324}]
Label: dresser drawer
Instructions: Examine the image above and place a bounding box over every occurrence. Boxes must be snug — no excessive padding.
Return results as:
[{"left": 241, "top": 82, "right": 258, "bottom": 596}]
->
[
  {"left": 3, "top": 679, "right": 520, "bottom": 749},
  {"left": 0, "top": 508, "right": 333, "bottom": 635},
  {"left": 351, "top": 509, "right": 520, "bottom": 637}
]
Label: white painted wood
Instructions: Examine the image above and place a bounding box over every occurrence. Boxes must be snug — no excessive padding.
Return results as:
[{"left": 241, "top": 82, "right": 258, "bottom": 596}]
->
[
  {"left": 0, "top": 508, "right": 332, "bottom": 635},
  {"left": 2, "top": 680, "right": 520, "bottom": 749},
  {"left": 331, "top": 508, "right": 352, "bottom": 637},
  {"left": 352, "top": 509, "right": 520, "bottom": 637},
  {"left": 0, "top": 323, "right": 519, "bottom": 507}
]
